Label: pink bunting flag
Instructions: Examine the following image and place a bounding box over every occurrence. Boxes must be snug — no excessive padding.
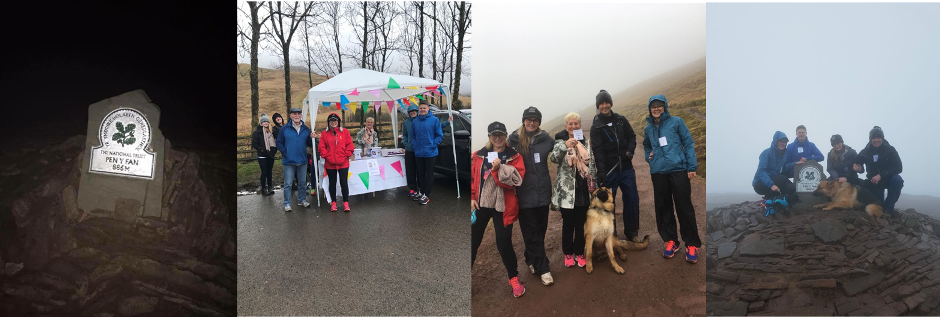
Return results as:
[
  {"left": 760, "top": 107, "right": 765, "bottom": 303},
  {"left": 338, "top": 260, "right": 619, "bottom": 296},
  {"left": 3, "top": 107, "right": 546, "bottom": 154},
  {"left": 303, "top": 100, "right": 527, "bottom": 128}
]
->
[
  {"left": 368, "top": 89, "right": 382, "bottom": 98},
  {"left": 385, "top": 100, "right": 394, "bottom": 112},
  {"left": 391, "top": 160, "right": 404, "bottom": 177},
  {"left": 379, "top": 165, "right": 386, "bottom": 180},
  {"left": 349, "top": 88, "right": 360, "bottom": 96},
  {"left": 424, "top": 92, "right": 431, "bottom": 97}
]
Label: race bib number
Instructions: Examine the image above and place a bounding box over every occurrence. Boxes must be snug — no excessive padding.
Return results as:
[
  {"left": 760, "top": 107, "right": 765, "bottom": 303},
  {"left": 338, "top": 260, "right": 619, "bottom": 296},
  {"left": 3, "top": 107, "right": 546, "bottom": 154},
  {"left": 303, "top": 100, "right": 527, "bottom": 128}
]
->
[
  {"left": 487, "top": 152, "right": 497, "bottom": 163},
  {"left": 659, "top": 136, "right": 668, "bottom": 147},
  {"left": 607, "top": 122, "right": 612, "bottom": 127},
  {"left": 873, "top": 154, "right": 879, "bottom": 162},
  {"left": 534, "top": 153, "right": 541, "bottom": 163},
  {"left": 573, "top": 129, "right": 584, "bottom": 140},
  {"left": 798, "top": 147, "right": 804, "bottom": 153}
]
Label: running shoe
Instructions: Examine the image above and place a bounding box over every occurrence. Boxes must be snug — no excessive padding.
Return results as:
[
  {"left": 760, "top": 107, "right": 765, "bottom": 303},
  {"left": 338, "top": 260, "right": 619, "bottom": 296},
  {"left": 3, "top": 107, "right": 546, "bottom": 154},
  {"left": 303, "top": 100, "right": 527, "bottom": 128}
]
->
[
  {"left": 686, "top": 246, "right": 698, "bottom": 264},
  {"left": 284, "top": 205, "right": 292, "bottom": 212},
  {"left": 540, "top": 272, "right": 554, "bottom": 286},
  {"left": 576, "top": 254, "right": 586, "bottom": 268},
  {"left": 419, "top": 195, "right": 429, "bottom": 205},
  {"left": 412, "top": 192, "right": 424, "bottom": 201},
  {"left": 508, "top": 277, "right": 525, "bottom": 298},
  {"left": 343, "top": 202, "right": 350, "bottom": 212},
  {"left": 564, "top": 254, "right": 575, "bottom": 268},
  {"left": 663, "top": 240, "right": 679, "bottom": 258},
  {"left": 330, "top": 201, "right": 337, "bottom": 212},
  {"left": 408, "top": 190, "right": 417, "bottom": 197}
]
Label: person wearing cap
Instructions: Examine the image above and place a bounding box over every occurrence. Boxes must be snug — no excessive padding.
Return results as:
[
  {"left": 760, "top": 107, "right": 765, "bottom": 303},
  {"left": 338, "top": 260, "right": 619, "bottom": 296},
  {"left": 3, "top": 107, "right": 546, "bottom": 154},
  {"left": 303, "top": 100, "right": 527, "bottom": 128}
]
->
[
  {"left": 400, "top": 105, "right": 421, "bottom": 197},
  {"left": 409, "top": 100, "right": 443, "bottom": 205},
  {"left": 276, "top": 108, "right": 317, "bottom": 211},
  {"left": 642, "top": 95, "right": 701, "bottom": 263},
  {"left": 784, "top": 125, "right": 825, "bottom": 177},
  {"left": 826, "top": 134, "right": 862, "bottom": 186},
  {"left": 591, "top": 89, "right": 641, "bottom": 241},
  {"left": 508, "top": 106, "right": 555, "bottom": 286},
  {"left": 471, "top": 121, "right": 526, "bottom": 298},
  {"left": 854, "top": 126, "right": 904, "bottom": 215},
  {"left": 319, "top": 112, "right": 354, "bottom": 212},
  {"left": 252, "top": 113, "right": 277, "bottom": 195},
  {"left": 752, "top": 131, "right": 798, "bottom": 199},
  {"left": 355, "top": 117, "right": 379, "bottom": 157},
  {"left": 550, "top": 112, "right": 595, "bottom": 268}
]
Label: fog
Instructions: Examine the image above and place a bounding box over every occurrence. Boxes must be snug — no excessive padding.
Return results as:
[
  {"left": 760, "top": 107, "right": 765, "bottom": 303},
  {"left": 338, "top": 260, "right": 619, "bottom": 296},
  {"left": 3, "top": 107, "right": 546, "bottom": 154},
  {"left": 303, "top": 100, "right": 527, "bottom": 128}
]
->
[
  {"left": 707, "top": 3, "right": 940, "bottom": 196},
  {"left": 471, "top": 3, "right": 705, "bottom": 151}
]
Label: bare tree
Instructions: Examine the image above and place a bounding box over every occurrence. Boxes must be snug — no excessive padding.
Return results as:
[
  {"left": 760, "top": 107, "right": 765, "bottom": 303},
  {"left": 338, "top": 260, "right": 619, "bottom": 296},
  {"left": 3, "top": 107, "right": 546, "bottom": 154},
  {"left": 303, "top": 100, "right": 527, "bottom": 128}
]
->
[
  {"left": 451, "top": 2, "right": 470, "bottom": 109},
  {"left": 295, "top": 2, "right": 318, "bottom": 89},
  {"left": 238, "top": 1, "right": 271, "bottom": 130},
  {"left": 266, "top": 1, "right": 313, "bottom": 115},
  {"left": 310, "top": 2, "right": 344, "bottom": 77}
]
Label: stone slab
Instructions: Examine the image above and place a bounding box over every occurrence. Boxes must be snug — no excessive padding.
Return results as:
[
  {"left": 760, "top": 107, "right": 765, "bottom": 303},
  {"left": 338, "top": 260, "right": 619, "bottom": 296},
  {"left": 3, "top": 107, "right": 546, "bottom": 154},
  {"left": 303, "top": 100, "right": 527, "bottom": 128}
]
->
[
  {"left": 843, "top": 272, "right": 886, "bottom": 296},
  {"left": 740, "top": 238, "right": 785, "bottom": 256}
]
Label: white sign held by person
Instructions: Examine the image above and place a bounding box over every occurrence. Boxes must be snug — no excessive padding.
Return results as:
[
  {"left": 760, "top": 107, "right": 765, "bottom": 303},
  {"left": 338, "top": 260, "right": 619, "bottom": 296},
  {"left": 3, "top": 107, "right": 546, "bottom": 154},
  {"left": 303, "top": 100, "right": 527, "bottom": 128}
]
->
[{"left": 89, "top": 108, "right": 156, "bottom": 179}]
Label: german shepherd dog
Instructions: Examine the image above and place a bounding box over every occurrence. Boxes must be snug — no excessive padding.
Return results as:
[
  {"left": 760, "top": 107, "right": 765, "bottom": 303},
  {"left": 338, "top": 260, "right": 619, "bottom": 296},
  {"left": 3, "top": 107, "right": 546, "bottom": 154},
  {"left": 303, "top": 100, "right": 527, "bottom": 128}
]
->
[
  {"left": 584, "top": 187, "right": 650, "bottom": 274},
  {"left": 812, "top": 180, "right": 884, "bottom": 217}
]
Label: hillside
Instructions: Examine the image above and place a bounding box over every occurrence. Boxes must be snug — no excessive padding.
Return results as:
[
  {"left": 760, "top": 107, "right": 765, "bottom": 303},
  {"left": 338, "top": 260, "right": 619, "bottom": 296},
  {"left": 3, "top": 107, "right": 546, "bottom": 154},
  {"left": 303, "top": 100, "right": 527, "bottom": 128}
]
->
[
  {"left": 236, "top": 64, "right": 471, "bottom": 135},
  {"left": 544, "top": 57, "right": 706, "bottom": 177}
]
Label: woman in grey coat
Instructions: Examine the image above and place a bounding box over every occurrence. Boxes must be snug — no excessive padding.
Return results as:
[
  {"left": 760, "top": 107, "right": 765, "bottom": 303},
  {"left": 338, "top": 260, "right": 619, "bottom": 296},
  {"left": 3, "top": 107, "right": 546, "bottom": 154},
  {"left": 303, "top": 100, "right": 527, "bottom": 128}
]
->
[{"left": 508, "top": 106, "right": 555, "bottom": 286}]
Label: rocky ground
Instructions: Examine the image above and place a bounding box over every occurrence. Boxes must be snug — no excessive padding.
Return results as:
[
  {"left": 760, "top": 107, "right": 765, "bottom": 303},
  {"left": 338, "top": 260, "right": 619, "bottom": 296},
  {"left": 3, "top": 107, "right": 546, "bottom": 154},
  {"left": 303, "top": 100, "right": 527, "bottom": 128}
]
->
[
  {"left": 0, "top": 136, "right": 236, "bottom": 316},
  {"left": 705, "top": 201, "right": 940, "bottom": 316}
]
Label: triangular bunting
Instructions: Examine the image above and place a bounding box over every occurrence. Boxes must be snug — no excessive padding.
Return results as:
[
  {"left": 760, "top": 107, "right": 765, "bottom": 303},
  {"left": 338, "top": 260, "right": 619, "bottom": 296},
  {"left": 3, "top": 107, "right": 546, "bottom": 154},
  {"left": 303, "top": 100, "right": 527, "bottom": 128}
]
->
[
  {"left": 368, "top": 89, "right": 382, "bottom": 98},
  {"left": 403, "top": 98, "right": 410, "bottom": 106},
  {"left": 416, "top": 94, "right": 425, "bottom": 101},
  {"left": 322, "top": 102, "right": 331, "bottom": 107},
  {"left": 425, "top": 85, "right": 438, "bottom": 90},
  {"left": 349, "top": 102, "right": 358, "bottom": 114},
  {"left": 379, "top": 165, "right": 386, "bottom": 180},
  {"left": 386, "top": 100, "right": 395, "bottom": 112},
  {"left": 388, "top": 77, "right": 401, "bottom": 89},
  {"left": 391, "top": 160, "right": 404, "bottom": 177},
  {"left": 348, "top": 172, "right": 353, "bottom": 179},
  {"left": 349, "top": 88, "right": 360, "bottom": 96},
  {"left": 409, "top": 96, "right": 418, "bottom": 105},
  {"left": 358, "top": 172, "right": 370, "bottom": 190}
]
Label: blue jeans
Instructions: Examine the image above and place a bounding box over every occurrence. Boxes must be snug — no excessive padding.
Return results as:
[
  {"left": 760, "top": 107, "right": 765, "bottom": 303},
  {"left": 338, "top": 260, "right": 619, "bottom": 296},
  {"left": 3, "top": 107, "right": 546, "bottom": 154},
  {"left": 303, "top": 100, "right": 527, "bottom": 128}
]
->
[
  {"left": 283, "top": 163, "right": 308, "bottom": 206},
  {"left": 864, "top": 174, "right": 904, "bottom": 214},
  {"left": 605, "top": 169, "right": 640, "bottom": 238}
]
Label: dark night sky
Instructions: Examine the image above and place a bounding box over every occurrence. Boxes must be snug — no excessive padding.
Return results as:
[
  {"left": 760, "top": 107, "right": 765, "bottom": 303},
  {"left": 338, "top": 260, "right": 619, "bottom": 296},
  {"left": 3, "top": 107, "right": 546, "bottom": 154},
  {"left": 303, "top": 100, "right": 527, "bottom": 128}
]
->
[{"left": 2, "top": 2, "right": 231, "bottom": 151}]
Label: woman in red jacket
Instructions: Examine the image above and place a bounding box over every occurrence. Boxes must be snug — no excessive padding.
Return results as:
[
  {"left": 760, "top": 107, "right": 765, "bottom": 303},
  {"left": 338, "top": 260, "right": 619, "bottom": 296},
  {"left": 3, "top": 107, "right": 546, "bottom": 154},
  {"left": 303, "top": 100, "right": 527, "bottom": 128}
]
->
[
  {"left": 471, "top": 121, "right": 526, "bottom": 298},
  {"left": 318, "top": 113, "right": 354, "bottom": 212}
]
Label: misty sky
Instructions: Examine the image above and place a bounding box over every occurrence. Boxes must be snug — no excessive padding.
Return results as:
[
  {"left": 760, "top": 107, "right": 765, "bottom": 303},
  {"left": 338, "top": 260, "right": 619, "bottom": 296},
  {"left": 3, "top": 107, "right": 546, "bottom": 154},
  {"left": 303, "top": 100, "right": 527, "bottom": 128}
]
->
[
  {"left": 708, "top": 3, "right": 940, "bottom": 196},
  {"left": 471, "top": 3, "right": 705, "bottom": 150},
  {"left": 236, "top": 2, "right": 472, "bottom": 95}
]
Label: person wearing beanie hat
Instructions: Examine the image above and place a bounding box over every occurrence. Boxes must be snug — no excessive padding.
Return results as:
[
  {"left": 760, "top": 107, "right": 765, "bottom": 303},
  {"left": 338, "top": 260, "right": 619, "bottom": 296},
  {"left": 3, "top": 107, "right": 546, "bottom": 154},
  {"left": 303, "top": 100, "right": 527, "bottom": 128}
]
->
[
  {"left": 783, "top": 125, "right": 825, "bottom": 177},
  {"left": 752, "top": 131, "right": 798, "bottom": 215},
  {"left": 276, "top": 107, "right": 317, "bottom": 211},
  {"left": 591, "top": 89, "right": 640, "bottom": 241},
  {"left": 642, "top": 94, "right": 701, "bottom": 263},
  {"left": 471, "top": 120, "right": 527, "bottom": 298},
  {"left": 853, "top": 126, "right": 904, "bottom": 215},
  {"left": 508, "top": 106, "right": 556, "bottom": 286},
  {"left": 825, "top": 134, "right": 863, "bottom": 186},
  {"left": 319, "top": 112, "right": 354, "bottom": 212},
  {"left": 252, "top": 113, "right": 278, "bottom": 195}
]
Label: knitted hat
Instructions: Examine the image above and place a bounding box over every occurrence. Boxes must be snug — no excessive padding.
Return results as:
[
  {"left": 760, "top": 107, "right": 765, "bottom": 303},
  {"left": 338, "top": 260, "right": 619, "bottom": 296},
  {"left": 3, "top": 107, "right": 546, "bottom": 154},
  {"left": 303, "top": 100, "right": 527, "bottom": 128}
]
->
[
  {"left": 869, "top": 126, "right": 884, "bottom": 140},
  {"left": 259, "top": 113, "right": 271, "bottom": 124},
  {"left": 488, "top": 121, "right": 507, "bottom": 136},
  {"left": 830, "top": 134, "right": 843, "bottom": 145},
  {"left": 596, "top": 90, "right": 613, "bottom": 108},
  {"left": 522, "top": 106, "right": 542, "bottom": 123},
  {"left": 272, "top": 113, "right": 283, "bottom": 125}
]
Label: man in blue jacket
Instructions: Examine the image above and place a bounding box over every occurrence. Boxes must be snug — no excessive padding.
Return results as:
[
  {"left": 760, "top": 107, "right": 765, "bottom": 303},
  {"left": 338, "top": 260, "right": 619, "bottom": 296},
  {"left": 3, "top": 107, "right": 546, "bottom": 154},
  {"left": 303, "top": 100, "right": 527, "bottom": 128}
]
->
[
  {"left": 642, "top": 95, "right": 701, "bottom": 263},
  {"left": 854, "top": 126, "right": 904, "bottom": 215},
  {"left": 410, "top": 100, "right": 443, "bottom": 205},
  {"left": 784, "top": 125, "right": 824, "bottom": 177},
  {"left": 277, "top": 107, "right": 314, "bottom": 212}
]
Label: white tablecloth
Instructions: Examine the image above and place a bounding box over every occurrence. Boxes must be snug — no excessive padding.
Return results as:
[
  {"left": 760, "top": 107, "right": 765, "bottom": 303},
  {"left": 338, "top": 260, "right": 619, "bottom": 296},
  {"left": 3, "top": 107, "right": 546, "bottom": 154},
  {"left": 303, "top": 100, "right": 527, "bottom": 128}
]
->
[{"left": 319, "top": 156, "right": 407, "bottom": 202}]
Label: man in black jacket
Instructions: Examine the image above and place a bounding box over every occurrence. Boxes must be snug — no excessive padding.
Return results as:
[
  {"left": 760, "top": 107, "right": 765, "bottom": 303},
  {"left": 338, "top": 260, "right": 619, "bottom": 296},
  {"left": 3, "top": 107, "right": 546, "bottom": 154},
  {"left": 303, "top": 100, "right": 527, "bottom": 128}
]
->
[
  {"left": 853, "top": 126, "right": 904, "bottom": 215},
  {"left": 590, "top": 90, "right": 640, "bottom": 240}
]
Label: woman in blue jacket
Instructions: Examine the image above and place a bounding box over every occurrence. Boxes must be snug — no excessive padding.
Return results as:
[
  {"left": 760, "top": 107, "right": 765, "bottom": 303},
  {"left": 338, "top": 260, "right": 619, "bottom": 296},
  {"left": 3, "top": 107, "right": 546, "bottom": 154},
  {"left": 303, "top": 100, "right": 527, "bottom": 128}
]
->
[
  {"left": 642, "top": 95, "right": 701, "bottom": 263},
  {"left": 409, "top": 100, "right": 443, "bottom": 205}
]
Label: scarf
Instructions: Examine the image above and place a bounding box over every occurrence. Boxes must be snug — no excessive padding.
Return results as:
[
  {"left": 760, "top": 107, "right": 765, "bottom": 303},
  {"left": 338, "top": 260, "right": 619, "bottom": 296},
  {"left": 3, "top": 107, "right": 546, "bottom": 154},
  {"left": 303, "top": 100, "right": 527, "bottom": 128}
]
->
[
  {"left": 263, "top": 126, "right": 276, "bottom": 149},
  {"left": 364, "top": 128, "right": 374, "bottom": 147},
  {"left": 566, "top": 141, "right": 591, "bottom": 178}
]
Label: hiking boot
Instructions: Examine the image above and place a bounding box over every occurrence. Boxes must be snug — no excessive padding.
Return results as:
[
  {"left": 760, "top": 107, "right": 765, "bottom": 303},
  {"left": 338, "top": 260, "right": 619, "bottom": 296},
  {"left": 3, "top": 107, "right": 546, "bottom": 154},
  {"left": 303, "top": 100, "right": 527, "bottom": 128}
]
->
[
  {"left": 343, "top": 202, "right": 350, "bottom": 212},
  {"left": 408, "top": 190, "right": 417, "bottom": 197},
  {"left": 576, "top": 254, "right": 586, "bottom": 268},
  {"left": 412, "top": 192, "right": 424, "bottom": 201},
  {"left": 419, "top": 195, "right": 429, "bottom": 205},
  {"left": 302, "top": 201, "right": 310, "bottom": 208},
  {"left": 540, "top": 272, "right": 554, "bottom": 286},
  {"left": 330, "top": 201, "right": 337, "bottom": 212},
  {"left": 508, "top": 277, "right": 525, "bottom": 298},
  {"left": 284, "top": 205, "right": 292, "bottom": 212},
  {"left": 564, "top": 254, "right": 575, "bottom": 268},
  {"left": 663, "top": 241, "right": 678, "bottom": 259},
  {"left": 686, "top": 246, "right": 699, "bottom": 264}
]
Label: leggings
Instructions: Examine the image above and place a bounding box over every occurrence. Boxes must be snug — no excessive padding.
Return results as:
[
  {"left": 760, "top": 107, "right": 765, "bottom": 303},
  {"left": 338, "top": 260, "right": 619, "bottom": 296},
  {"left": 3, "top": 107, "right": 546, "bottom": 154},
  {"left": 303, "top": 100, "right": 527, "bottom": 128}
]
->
[
  {"left": 416, "top": 156, "right": 437, "bottom": 196},
  {"left": 471, "top": 207, "right": 518, "bottom": 279},
  {"left": 257, "top": 157, "right": 274, "bottom": 189},
  {"left": 560, "top": 205, "right": 588, "bottom": 256},
  {"left": 326, "top": 168, "right": 349, "bottom": 202}
]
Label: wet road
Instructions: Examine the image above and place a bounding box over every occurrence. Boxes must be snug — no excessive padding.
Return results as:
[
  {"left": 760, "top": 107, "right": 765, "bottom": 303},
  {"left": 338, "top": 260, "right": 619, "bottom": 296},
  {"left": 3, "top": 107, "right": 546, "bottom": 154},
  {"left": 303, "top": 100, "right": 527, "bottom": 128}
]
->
[{"left": 237, "top": 175, "right": 471, "bottom": 316}]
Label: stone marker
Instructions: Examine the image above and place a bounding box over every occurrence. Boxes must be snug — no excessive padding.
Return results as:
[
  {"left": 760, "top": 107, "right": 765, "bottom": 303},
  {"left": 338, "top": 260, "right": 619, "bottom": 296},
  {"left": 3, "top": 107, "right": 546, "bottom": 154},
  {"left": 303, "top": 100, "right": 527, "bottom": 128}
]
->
[
  {"left": 78, "top": 90, "right": 164, "bottom": 219},
  {"left": 794, "top": 160, "right": 828, "bottom": 206}
]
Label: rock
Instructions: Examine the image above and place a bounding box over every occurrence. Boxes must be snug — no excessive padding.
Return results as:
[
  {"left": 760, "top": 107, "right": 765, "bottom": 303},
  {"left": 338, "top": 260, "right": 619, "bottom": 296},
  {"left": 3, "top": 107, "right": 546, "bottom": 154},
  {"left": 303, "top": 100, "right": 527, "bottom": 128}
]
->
[
  {"left": 117, "top": 295, "right": 158, "bottom": 316},
  {"left": 710, "top": 230, "right": 726, "bottom": 241},
  {"left": 812, "top": 221, "right": 848, "bottom": 243},
  {"left": 113, "top": 197, "right": 142, "bottom": 223},
  {"left": 89, "top": 263, "right": 123, "bottom": 283},
  {"left": 63, "top": 185, "right": 81, "bottom": 222},
  {"left": 843, "top": 272, "right": 885, "bottom": 296},
  {"left": 875, "top": 301, "right": 909, "bottom": 316},
  {"left": 739, "top": 239, "right": 785, "bottom": 256},
  {"left": 706, "top": 283, "right": 722, "bottom": 295},
  {"left": 904, "top": 292, "right": 926, "bottom": 311},
  {"left": 742, "top": 281, "right": 788, "bottom": 291},
  {"left": 835, "top": 298, "right": 860, "bottom": 315},
  {"left": 709, "top": 301, "right": 749, "bottom": 316},
  {"left": 4, "top": 262, "right": 24, "bottom": 276},
  {"left": 708, "top": 271, "right": 739, "bottom": 282},
  {"left": 718, "top": 242, "right": 736, "bottom": 259},
  {"left": 12, "top": 197, "right": 32, "bottom": 228},
  {"left": 797, "top": 279, "right": 837, "bottom": 289},
  {"left": 748, "top": 301, "right": 766, "bottom": 312}
]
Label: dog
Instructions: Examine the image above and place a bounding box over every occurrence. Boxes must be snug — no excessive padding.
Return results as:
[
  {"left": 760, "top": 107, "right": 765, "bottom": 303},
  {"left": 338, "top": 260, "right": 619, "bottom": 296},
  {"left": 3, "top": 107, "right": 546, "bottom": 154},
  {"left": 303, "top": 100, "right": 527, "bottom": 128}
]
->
[
  {"left": 812, "top": 180, "right": 884, "bottom": 217},
  {"left": 583, "top": 187, "right": 650, "bottom": 274}
]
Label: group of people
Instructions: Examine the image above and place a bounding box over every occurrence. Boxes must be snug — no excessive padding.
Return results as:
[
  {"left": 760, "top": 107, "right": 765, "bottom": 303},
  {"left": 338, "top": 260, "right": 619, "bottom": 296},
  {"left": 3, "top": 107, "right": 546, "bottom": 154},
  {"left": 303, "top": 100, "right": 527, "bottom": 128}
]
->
[
  {"left": 752, "top": 125, "right": 904, "bottom": 215},
  {"left": 251, "top": 99, "right": 449, "bottom": 212},
  {"left": 471, "top": 91, "right": 702, "bottom": 298}
]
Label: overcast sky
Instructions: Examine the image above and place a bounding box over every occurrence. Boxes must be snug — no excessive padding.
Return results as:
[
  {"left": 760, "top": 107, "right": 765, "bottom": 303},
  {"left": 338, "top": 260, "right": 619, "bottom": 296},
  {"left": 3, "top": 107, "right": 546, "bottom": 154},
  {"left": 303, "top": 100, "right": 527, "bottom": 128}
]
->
[
  {"left": 708, "top": 3, "right": 940, "bottom": 196},
  {"left": 236, "top": 2, "right": 471, "bottom": 95},
  {"left": 471, "top": 3, "right": 705, "bottom": 150}
]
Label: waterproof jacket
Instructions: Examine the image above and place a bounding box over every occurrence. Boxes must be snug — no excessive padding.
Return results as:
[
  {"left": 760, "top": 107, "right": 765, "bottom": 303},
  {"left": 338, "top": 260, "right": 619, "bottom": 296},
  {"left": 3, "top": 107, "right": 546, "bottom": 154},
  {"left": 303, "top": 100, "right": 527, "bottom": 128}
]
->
[
  {"left": 401, "top": 105, "right": 419, "bottom": 152},
  {"left": 550, "top": 130, "right": 595, "bottom": 210},
  {"left": 276, "top": 121, "right": 313, "bottom": 165},
  {"left": 410, "top": 113, "right": 443, "bottom": 158},
  {"left": 251, "top": 125, "right": 276, "bottom": 158},
  {"left": 591, "top": 110, "right": 637, "bottom": 177},
  {"left": 509, "top": 129, "right": 555, "bottom": 209},
  {"left": 856, "top": 139, "right": 902, "bottom": 181},
  {"left": 472, "top": 146, "right": 526, "bottom": 226},
  {"left": 642, "top": 95, "right": 697, "bottom": 174},
  {"left": 784, "top": 137, "right": 824, "bottom": 175},
  {"left": 826, "top": 145, "right": 863, "bottom": 186},
  {"left": 319, "top": 125, "right": 354, "bottom": 170},
  {"left": 752, "top": 131, "right": 789, "bottom": 188}
]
